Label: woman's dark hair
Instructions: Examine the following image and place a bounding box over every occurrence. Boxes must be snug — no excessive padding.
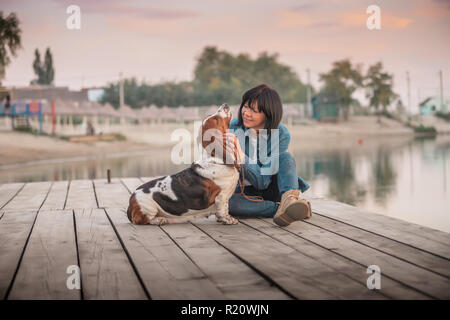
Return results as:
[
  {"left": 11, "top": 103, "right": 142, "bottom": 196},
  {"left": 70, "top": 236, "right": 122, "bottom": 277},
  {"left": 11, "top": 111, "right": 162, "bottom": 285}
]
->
[{"left": 237, "top": 84, "right": 283, "bottom": 133}]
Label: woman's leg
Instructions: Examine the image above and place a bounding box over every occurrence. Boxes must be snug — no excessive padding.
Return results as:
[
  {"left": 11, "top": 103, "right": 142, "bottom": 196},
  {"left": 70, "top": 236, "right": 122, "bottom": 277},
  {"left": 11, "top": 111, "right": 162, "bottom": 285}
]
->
[
  {"left": 228, "top": 152, "right": 299, "bottom": 218},
  {"left": 228, "top": 193, "right": 278, "bottom": 218},
  {"left": 276, "top": 151, "right": 299, "bottom": 196}
]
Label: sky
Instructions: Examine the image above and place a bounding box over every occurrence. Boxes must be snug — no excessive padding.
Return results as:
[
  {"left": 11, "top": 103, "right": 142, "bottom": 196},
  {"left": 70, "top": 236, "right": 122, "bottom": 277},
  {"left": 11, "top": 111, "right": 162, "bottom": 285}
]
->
[{"left": 1, "top": 0, "right": 450, "bottom": 111}]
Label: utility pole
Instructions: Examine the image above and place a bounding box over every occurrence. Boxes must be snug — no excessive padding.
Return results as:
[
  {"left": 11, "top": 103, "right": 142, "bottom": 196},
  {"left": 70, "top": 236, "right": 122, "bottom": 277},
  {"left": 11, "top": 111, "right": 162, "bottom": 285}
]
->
[
  {"left": 406, "top": 71, "right": 411, "bottom": 115},
  {"left": 439, "top": 70, "right": 445, "bottom": 113},
  {"left": 306, "top": 68, "right": 311, "bottom": 118},
  {"left": 119, "top": 72, "right": 124, "bottom": 109}
]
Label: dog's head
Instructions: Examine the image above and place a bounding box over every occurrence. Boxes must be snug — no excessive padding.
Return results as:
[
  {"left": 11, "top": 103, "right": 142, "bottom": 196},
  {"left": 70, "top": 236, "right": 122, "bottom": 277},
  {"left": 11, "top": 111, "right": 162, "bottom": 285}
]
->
[{"left": 198, "top": 103, "right": 240, "bottom": 169}]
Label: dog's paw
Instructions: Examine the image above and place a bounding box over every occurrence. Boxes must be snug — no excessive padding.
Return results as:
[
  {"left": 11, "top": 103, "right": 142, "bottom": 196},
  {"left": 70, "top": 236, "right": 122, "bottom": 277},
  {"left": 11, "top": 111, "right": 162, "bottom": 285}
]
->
[
  {"left": 149, "top": 217, "right": 169, "bottom": 226},
  {"left": 217, "top": 215, "right": 239, "bottom": 225}
]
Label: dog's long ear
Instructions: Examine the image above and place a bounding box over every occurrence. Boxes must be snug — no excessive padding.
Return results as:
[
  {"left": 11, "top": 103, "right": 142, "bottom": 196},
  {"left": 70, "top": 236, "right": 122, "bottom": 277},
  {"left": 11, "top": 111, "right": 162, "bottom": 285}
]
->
[
  {"left": 224, "top": 134, "right": 241, "bottom": 170},
  {"left": 232, "top": 136, "right": 241, "bottom": 170}
]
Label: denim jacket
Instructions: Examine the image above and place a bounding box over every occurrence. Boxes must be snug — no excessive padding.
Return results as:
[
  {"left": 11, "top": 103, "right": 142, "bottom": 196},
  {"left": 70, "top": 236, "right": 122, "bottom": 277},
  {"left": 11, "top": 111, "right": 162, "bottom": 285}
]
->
[{"left": 229, "top": 118, "right": 310, "bottom": 193}]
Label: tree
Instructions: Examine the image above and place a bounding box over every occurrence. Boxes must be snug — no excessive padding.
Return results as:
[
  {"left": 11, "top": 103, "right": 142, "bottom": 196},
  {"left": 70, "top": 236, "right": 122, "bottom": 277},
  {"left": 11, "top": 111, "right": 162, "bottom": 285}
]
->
[
  {"left": 364, "top": 61, "right": 397, "bottom": 114},
  {"left": 101, "top": 46, "right": 311, "bottom": 108},
  {"left": 319, "top": 59, "right": 363, "bottom": 120},
  {"left": 0, "top": 11, "right": 22, "bottom": 84},
  {"left": 31, "top": 47, "right": 54, "bottom": 85},
  {"left": 32, "top": 49, "right": 43, "bottom": 84},
  {"left": 44, "top": 48, "right": 54, "bottom": 85}
]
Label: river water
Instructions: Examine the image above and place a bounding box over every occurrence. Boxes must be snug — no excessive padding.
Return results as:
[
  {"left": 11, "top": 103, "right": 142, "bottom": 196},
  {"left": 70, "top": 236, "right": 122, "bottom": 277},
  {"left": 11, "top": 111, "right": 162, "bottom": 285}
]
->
[{"left": 1, "top": 135, "right": 449, "bottom": 233}]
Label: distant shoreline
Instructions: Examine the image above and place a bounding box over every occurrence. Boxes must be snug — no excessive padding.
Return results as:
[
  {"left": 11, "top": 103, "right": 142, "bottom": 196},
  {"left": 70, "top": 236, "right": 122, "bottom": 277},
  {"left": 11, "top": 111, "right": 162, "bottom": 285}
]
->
[{"left": 1, "top": 115, "right": 449, "bottom": 168}]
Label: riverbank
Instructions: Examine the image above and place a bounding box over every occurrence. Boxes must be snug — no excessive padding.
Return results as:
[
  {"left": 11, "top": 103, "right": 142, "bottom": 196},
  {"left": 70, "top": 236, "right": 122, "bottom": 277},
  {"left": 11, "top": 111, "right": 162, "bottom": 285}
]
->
[
  {"left": 0, "top": 131, "right": 152, "bottom": 167},
  {"left": 0, "top": 115, "right": 445, "bottom": 167}
]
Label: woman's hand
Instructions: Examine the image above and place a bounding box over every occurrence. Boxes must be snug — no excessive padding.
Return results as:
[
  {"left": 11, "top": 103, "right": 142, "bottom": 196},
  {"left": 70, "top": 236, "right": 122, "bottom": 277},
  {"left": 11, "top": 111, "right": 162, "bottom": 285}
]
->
[{"left": 223, "top": 132, "right": 245, "bottom": 164}]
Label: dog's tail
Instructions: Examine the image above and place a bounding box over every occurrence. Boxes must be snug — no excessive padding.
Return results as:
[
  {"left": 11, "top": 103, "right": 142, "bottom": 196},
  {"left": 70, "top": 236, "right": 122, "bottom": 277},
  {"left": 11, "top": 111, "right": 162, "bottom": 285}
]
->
[{"left": 127, "top": 193, "right": 135, "bottom": 223}]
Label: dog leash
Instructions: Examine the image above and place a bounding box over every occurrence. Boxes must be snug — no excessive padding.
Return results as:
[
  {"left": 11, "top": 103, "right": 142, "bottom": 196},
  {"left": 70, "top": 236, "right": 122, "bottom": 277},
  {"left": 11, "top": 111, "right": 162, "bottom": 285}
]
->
[{"left": 237, "top": 166, "right": 264, "bottom": 203}]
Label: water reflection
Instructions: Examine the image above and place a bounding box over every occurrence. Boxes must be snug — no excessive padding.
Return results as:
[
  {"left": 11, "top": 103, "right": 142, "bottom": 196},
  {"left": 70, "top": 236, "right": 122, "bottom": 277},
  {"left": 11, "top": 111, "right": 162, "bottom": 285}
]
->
[
  {"left": 1, "top": 135, "right": 449, "bottom": 232},
  {"left": 294, "top": 135, "right": 450, "bottom": 232}
]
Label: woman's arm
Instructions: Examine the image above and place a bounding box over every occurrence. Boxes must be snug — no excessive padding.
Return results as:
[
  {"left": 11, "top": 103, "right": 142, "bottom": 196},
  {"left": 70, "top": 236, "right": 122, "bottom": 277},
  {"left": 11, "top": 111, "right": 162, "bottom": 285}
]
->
[{"left": 227, "top": 124, "right": 290, "bottom": 190}]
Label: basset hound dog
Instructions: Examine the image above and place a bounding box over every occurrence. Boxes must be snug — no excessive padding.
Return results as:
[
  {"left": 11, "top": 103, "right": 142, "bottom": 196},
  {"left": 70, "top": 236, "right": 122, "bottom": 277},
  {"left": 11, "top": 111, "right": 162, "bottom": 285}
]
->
[{"left": 127, "top": 103, "right": 240, "bottom": 225}]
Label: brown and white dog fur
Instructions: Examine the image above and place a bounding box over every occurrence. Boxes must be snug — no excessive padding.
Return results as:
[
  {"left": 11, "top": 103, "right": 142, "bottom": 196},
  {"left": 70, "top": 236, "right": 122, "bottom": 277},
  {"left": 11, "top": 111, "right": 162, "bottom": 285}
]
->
[{"left": 127, "top": 104, "right": 240, "bottom": 225}]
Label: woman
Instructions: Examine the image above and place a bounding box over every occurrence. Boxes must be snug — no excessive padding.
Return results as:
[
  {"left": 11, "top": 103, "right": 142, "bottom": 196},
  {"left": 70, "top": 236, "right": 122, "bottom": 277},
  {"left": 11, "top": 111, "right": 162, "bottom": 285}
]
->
[{"left": 224, "top": 84, "right": 311, "bottom": 226}]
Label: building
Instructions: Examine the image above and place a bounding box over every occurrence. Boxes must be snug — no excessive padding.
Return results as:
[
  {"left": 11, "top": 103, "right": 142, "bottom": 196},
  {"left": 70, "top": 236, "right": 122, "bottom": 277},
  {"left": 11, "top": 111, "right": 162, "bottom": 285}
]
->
[
  {"left": 311, "top": 93, "right": 341, "bottom": 121},
  {"left": 8, "top": 85, "right": 89, "bottom": 103},
  {"left": 419, "top": 96, "right": 448, "bottom": 115}
]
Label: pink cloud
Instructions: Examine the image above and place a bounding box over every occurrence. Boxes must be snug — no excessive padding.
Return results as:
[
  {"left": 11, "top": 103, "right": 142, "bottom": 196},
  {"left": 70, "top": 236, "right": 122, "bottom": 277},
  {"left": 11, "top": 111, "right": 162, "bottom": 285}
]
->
[
  {"left": 275, "top": 9, "right": 413, "bottom": 30},
  {"left": 341, "top": 11, "right": 414, "bottom": 29},
  {"left": 51, "top": 0, "right": 199, "bottom": 19}
]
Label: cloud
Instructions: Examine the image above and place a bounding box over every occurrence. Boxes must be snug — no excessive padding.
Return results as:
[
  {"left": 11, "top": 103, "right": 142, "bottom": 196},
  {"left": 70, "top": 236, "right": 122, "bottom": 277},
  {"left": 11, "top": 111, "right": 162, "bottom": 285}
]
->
[
  {"left": 52, "top": 0, "right": 199, "bottom": 19},
  {"left": 275, "top": 9, "right": 413, "bottom": 30},
  {"left": 341, "top": 11, "right": 413, "bottom": 29},
  {"left": 414, "top": 0, "right": 450, "bottom": 18}
]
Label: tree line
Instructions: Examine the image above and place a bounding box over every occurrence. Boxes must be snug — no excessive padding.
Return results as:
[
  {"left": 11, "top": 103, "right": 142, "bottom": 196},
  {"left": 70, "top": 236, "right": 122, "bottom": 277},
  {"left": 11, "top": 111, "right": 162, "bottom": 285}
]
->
[
  {"left": 101, "top": 46, "right": 398, "bottom": 114},
  {"left": 101, "top": 46, "right": 313, "bottom": 109}
]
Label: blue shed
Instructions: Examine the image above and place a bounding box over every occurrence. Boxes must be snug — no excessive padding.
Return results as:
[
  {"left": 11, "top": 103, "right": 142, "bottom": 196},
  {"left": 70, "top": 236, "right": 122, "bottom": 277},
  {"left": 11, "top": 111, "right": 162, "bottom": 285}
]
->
[{"left": 311, "top": 93, "right": 340, "bottom": 121}]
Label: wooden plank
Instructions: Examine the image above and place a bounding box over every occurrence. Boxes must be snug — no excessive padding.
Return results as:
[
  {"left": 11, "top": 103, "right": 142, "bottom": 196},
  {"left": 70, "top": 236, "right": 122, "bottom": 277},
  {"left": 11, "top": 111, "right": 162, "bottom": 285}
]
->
[
  {"left": 93, "top": 179, "right": 130, "bottom": 209},
  {"left": 40, "top": 181, "right": 69, "bottom": 211},
  {"left": 304, "top": 214, "right": 450, "bottom": 278},
  {"left": 192, "top": 219, "right": 384, "bottom": 299},
  {"left": 161, "top": 220, "right": 291, "bottom": 299},
  {"left": 106, "top": 208, "right": 225, "bottom": 299},
  {"left": 3, "top": 182, "right": 52, "bottom": 211},
  {"left": 310, "top": 199, "right": 450, "bottom": 259},
  {"left": 266, "top": 218, "right": 450, "bottom": 299},
  {"left": 242, "top": 219, "right": 429, "bottom": 299},
  {"left": 0, "top": 209, "right": 38, "bottom": 299},
  {"left": 140, "top": 176, "right": 163, "bottom": 183},
  {"left": 74, "top": 208, "right": 147, "bottom": 299},
  {"left": 8, "top": 210, "right": 80, "bottom": 300},
  {"left": 121, "top": 178, "right": 144, "bottom": 194},
  {"left": 0, "top": 183, "right": 24, "bottom": 210},
  {"left": 65, "top": 180, "right": 97, "bottom": 210}
]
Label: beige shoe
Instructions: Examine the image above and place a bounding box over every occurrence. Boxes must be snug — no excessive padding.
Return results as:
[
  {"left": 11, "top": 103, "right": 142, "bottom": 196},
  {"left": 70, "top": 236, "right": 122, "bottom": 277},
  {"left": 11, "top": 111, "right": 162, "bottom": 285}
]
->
[{"left": 273, "top": 190, "right": 312, "bottom": 227}]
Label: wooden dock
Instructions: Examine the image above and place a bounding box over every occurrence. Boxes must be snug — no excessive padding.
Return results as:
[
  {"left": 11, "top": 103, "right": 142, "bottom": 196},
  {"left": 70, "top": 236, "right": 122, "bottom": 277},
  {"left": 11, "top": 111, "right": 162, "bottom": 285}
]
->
[{"left": 0, "top": 178, "right": 449, "bottom": 300}]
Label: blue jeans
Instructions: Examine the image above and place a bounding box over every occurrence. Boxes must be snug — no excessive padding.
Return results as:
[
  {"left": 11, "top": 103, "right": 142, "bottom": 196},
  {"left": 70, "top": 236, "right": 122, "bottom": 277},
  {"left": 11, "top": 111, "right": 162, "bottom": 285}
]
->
[{"left": 229, "top": 152, "right": 301, "bottom": 218}]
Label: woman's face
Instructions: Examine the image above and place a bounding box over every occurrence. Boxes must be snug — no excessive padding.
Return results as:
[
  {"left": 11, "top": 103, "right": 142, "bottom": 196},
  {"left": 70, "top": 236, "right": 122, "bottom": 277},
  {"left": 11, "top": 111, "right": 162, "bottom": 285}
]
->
[{"left": 241, "top": 101, "right": 267, "bottom": 130}]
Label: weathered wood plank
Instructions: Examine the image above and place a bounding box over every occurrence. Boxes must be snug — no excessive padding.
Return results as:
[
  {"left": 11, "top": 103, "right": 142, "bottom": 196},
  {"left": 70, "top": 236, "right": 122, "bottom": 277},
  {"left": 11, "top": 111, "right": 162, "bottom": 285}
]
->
[
  {"left": 267, "top": 218, "right": 450, "bottom": 299},
  {"left": 161, "top": 220, "right": 291, "bottom": 299},
  {"left": 2, "top": 182, "right": 52, "bottom": 211},
  {"left": 120, "top": 178, "right": 144, "bottom": 194},
  {"left": 310, "top": 199, "right": 450, "bottom": 259},
  {"left": 74, "top": 208, "right": 147, "bottom": 299},
  {"left": 0, "top": 183, "right": 24, "bottom": 210},
  {"left": 242, "top": 219, "right": 429, "bottom": 299},
  {"left": 0, "top": 210, "right": 38, "bottom": 299},
  {"left": 304, "top": 214, "right": 450, "bottom": 278},
  {"left": 106, "top": 208, "right": 225, "bottom": 299},
  {"left": 93, "top": 179, "right": 129, "bottom": 209},
  {"left": 140, "top": 176, "right": 163, "bottom": 183},
  {"left": 8, "top": 210, "right": 80, "bottom": 300},
  {"left": 65, "top": 180, "right": 97, "bottom": 210},
  {"left": 192, "top": 219, "right": 384, "bottom": 299},
  {"left": 40, "top": 181, "right": 69, "bottom": 211}
]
